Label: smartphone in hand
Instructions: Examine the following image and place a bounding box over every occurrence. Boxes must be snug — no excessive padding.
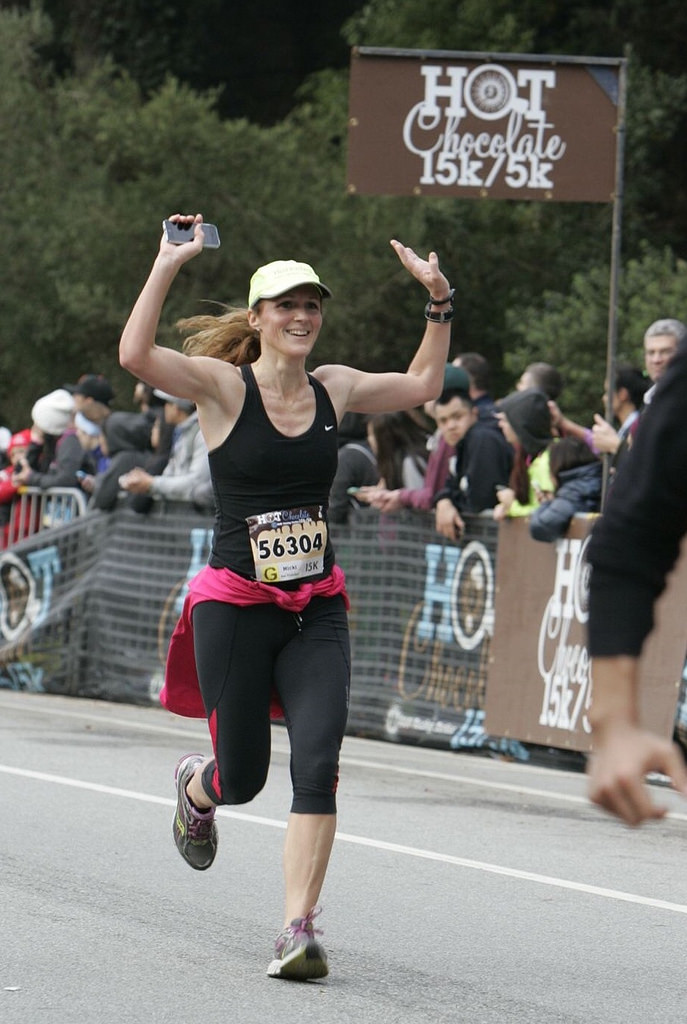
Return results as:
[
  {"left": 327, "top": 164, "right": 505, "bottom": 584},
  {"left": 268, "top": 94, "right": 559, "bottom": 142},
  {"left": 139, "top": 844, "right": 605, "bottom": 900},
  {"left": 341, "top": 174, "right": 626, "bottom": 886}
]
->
[{"left": 162, "top": 220, "right": 221, "bottom": 249}]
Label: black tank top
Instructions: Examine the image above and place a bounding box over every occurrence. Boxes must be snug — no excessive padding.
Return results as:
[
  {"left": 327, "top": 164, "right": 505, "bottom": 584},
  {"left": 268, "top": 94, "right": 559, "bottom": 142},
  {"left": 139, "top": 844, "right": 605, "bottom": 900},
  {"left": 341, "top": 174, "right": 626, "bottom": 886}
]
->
[{"left": 208, "top": 364, "right": 339, "bottom": 585}]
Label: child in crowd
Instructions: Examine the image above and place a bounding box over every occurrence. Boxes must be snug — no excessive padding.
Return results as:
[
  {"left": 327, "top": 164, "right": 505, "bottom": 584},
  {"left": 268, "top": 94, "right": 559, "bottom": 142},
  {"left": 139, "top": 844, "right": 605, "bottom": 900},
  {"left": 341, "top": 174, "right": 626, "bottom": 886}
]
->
[{"left": 529, "top": 437, "right": 602, "bottom": 542}]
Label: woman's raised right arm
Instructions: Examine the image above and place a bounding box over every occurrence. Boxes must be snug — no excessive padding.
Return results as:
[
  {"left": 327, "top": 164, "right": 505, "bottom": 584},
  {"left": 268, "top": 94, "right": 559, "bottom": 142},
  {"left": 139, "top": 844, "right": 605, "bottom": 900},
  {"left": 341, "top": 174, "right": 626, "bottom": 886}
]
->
[{"left": 119, "top": 215, "right": 215, "bottom": 402}]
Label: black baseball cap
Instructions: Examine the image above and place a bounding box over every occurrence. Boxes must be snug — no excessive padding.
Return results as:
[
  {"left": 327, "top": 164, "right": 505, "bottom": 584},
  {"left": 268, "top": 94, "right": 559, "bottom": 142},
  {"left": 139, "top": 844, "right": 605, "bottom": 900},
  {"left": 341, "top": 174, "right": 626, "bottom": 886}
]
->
[{"left": 65, "top": 374, "right": 115, "bottom": 406}]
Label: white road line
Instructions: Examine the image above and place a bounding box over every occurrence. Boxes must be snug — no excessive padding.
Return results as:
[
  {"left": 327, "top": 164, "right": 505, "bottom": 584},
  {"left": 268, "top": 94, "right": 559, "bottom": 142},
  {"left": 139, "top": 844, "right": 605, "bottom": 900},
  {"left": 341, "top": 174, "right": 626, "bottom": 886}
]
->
[
  {"left": 333, "top": 832, "right": 687, "bottom": 915},
  {"left": 2, "top": 762, "right": 686, "bottom": 916},
  {"left": 2, "top": 694, "right": 687, "bottom": 818}
]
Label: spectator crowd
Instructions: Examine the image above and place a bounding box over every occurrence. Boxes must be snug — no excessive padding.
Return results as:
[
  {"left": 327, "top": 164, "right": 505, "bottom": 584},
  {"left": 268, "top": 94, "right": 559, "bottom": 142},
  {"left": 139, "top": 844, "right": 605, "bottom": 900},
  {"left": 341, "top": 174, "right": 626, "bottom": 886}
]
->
[
  {"left": 343, "top": 316, "right": 686, "bottom": 542},
  {"left": 0, "top": 373, "right": 214, "bottom": 548},
  {"left": 1, "top": 315, "right": 685, "bottom": 551}
]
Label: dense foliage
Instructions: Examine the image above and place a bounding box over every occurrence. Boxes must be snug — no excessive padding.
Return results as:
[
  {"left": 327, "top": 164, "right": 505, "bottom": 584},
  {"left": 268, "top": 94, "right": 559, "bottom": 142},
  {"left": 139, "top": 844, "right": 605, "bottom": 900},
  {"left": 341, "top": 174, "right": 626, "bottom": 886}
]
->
[{"left": 1, "top": 2, "right": 686, "bottom": 427}]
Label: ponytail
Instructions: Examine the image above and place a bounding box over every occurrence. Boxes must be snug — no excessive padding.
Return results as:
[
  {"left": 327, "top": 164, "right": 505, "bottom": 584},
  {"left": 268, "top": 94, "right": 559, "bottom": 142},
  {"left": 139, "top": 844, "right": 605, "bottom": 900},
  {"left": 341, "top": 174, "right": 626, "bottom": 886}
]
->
[{"left": 178, "top": 306, "right": 261, "bottom": 365}]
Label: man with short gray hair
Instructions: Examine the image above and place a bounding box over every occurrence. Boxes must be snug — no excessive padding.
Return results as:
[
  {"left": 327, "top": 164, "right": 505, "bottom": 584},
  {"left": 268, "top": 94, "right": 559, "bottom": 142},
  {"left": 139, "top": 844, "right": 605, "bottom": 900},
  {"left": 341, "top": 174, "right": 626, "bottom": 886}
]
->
[{"left": 643, "top": 318, "right": 687, "bottom": 399}]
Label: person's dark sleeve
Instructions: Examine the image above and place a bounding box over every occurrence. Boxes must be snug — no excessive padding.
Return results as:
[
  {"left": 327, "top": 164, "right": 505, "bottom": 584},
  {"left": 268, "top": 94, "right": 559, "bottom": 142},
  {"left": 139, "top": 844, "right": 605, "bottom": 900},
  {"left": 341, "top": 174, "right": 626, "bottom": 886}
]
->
[
  {"left": 328, "top": 446, "right": 377, "bottom": 524},
  {"left": 28, "top": 433, "right": 83, "bottom": 490},
  {"left": 433, "top": 481, "right": 455, "bottom": 506},
  {"left": 433, "top": 458, "right": 463, "bottom": 509},
  {"left": 587, "top": 341, "right": 687, "bottom": 656},
  {"left": 462, "top": 430, "right": 513, "bottom": 512},
  {"left": 529, "top": 495, "right": 576, "bottom": 542},
  {"left": 92, "top": 451, "right": 143, "bottom": 511}
]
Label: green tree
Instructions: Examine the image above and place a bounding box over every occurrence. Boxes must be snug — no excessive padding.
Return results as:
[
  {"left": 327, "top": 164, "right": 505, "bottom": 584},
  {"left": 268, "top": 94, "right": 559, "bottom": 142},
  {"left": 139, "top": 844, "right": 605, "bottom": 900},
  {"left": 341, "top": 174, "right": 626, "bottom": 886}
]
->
[
  {"left": 0, "top": 12, "right": 271, "bottom": 421},
  {"left": 9, "top": 0, "right": 366, "bottom": 122}
]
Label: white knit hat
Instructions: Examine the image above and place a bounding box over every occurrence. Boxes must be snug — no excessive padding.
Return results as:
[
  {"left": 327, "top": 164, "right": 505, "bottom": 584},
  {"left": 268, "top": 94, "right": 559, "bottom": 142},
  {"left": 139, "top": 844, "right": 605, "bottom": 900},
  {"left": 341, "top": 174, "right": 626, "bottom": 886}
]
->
[{"left": 31, "top": 388, "right": 75, "bottom": 436}]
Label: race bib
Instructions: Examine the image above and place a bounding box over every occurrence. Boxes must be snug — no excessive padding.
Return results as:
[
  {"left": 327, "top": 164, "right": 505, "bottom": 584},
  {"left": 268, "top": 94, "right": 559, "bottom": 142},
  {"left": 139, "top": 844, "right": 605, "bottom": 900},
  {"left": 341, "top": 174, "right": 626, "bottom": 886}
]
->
[{"left": 246, "top": 505, "right": 327, "bottom": 583}]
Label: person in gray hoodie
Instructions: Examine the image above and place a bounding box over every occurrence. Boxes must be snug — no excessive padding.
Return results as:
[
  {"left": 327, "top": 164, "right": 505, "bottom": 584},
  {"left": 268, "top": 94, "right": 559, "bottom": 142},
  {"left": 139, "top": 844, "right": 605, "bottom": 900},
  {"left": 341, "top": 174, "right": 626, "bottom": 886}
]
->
[{"left": 117, "top": 391, "right": 213, "bottom": 512}]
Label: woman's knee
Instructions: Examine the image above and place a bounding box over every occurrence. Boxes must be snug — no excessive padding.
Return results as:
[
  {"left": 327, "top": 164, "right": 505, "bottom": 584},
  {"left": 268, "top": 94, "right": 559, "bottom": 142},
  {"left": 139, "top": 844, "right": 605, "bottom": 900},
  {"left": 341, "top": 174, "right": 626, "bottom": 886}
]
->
[{"left": 203, "top": 760, "right": 268, "bottom": 806}]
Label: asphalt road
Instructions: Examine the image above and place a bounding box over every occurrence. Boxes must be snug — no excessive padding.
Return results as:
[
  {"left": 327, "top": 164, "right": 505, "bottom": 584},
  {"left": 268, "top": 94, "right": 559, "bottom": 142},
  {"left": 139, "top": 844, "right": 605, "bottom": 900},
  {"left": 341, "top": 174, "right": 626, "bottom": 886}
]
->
[{"left": 2, "top": 691, "right": 687, "bottom": 1024}]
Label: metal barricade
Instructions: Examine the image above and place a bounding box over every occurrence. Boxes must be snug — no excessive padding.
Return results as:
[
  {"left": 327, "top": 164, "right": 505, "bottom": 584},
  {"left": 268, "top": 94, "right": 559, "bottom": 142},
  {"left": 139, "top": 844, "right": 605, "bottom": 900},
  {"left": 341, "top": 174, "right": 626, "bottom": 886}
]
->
[{"left": 7, "top": 486, "right": 88, "bottom": 544}]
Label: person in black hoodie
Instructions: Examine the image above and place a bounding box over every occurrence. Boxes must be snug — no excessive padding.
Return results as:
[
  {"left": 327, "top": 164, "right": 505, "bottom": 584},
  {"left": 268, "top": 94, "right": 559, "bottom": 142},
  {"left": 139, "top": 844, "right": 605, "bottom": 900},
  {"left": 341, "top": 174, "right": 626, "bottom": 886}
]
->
[
  {"left": 434, "top": 388, "right": 513, "bottom": 541},
  {"left": 586, "top": 337, "right": 687, "bottom": 825},
  {"left": 529, "top": 437, "right": 602, "bottom": 542},
  {"left": 91, "top": 411, "right": 154, "bottom": 510}
]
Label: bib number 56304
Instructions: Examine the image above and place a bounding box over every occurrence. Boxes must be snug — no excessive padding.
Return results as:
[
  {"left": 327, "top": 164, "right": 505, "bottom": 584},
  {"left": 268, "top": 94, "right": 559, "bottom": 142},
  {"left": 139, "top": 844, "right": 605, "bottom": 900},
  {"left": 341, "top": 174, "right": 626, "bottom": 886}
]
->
[{"left": 257, "top": 532, "right": 323, "bottom": 560}]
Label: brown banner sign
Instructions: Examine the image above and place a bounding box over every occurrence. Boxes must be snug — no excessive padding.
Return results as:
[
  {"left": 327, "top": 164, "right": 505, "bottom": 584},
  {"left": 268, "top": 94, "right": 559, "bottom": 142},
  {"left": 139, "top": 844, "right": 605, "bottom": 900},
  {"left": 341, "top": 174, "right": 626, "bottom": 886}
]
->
[
  {"left": 347, "top": 48, "right": 621, "bottom": 202},
  {"left": 485, "top": 518, "right": 687, "bottom": 752}
]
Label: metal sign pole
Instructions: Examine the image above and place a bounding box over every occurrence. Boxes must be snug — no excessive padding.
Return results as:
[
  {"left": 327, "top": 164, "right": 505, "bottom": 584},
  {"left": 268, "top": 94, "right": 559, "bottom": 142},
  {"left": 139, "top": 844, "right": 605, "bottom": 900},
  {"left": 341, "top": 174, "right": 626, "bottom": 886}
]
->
[{"left": 602, "top": 57, "right": 628, "bottom": 507}]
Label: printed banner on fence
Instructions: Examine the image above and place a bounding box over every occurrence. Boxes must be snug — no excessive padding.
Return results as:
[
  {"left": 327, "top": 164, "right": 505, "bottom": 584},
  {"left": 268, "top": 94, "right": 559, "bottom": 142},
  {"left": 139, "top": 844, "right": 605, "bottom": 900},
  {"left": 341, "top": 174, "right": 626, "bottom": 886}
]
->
[
  {"left": 484, "top": 517, "right": 687, "bottom": 751},
  {"left": 337, "top": 511, "right": 529, "bottom": 760},
  {"left": 347, "top": 48, "right": 621, "bottom": 202},
  {"left": 4, "top": 504, "right": 686, "bottom": 762}
]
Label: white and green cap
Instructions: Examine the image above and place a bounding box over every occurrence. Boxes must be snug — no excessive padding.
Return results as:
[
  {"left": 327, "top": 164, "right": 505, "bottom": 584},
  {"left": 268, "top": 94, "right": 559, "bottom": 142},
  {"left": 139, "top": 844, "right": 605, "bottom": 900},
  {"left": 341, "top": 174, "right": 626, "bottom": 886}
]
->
[{"left": 248, "top": 260, "right": 332, "bottom": 308}]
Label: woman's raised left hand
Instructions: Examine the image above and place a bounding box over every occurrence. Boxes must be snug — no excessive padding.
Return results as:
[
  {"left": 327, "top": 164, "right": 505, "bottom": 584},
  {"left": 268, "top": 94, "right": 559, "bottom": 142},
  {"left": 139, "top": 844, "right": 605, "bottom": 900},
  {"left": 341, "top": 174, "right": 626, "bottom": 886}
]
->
[{"left": 390, "top": 240, "right": 450, "bottom": 299}]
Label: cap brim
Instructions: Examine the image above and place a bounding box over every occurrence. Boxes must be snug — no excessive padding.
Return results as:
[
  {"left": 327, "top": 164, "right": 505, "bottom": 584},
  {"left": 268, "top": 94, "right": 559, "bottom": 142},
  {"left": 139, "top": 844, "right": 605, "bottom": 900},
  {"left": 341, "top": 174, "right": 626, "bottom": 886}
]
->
[{"left": 250, "top": 279, "right": 332, "bottom": 306}]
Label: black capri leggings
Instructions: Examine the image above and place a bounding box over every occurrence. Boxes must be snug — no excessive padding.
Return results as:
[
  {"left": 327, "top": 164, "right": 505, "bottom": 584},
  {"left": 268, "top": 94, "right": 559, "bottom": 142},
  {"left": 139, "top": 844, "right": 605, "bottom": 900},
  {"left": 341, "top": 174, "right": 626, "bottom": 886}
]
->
[{"left": 192, "top": 594, "right": 350, "bottom": 815}]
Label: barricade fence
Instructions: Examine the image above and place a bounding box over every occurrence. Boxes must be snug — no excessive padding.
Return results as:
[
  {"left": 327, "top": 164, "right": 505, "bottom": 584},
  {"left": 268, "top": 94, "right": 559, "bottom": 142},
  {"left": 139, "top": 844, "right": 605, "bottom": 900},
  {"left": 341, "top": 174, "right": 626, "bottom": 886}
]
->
[
  {"left": 1, "top": 499, "right": 686, "bottom": 761},
  {"left": 8, "top": 486, "right": 88, "bottom": 544}
]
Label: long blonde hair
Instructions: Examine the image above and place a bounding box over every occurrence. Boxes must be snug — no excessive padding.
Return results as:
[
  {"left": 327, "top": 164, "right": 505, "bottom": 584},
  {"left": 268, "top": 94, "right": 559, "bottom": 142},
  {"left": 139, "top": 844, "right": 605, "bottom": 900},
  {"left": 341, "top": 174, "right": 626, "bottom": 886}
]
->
[{"left": 178, "top": 305, "right": 260, "bottom": 365}]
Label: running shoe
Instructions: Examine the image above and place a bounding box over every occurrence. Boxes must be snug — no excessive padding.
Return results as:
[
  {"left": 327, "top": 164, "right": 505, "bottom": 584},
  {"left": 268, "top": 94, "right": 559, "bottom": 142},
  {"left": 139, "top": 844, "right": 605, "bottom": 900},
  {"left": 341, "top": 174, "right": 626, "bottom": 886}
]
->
[
  {"left": 172, "top": 754, "right": 217, "bottom": 871},
  {"left": 267, "top": 906, "right": 329, "bottom": 980}
]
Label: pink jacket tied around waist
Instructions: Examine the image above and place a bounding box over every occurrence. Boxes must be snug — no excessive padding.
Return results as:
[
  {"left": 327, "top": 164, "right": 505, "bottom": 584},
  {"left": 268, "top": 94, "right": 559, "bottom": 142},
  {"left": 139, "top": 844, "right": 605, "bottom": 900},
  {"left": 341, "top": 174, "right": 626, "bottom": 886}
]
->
[{"left": 160, "top": 563, "right": 350, "bottom": 719}]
